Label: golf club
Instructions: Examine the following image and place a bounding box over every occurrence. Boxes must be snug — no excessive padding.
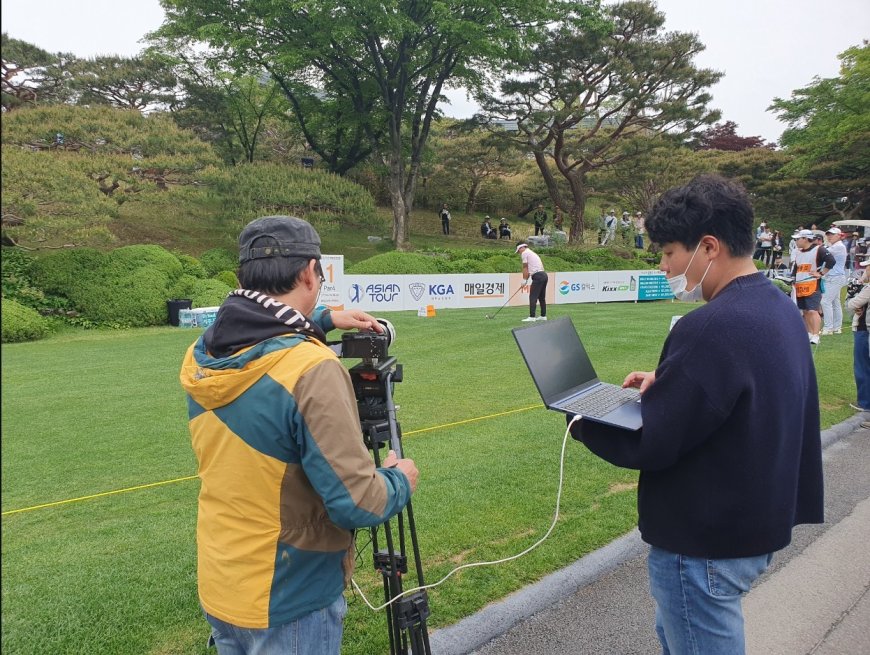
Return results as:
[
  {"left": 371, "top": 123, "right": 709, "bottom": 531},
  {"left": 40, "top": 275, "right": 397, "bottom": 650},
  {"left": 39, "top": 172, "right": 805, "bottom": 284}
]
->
[{"left": 485, "top": 283, "right": 526, "bottom": 319}]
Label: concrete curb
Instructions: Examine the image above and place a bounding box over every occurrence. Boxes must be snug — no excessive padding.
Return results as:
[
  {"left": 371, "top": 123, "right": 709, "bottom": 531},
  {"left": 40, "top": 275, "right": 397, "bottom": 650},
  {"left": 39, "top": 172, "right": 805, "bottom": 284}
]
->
[{"left": 427, "top": 413, "right": 864, "bottom": 655}]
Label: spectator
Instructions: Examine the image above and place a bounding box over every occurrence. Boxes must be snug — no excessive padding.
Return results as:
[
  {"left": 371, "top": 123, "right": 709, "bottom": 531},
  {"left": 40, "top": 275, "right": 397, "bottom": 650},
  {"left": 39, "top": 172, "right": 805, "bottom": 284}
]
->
[
  {"left": 553, "top": 208, "right": 564, "bottom": 232},
  {"left": 601, "top": 210, "right": 617, "bottom": 245},
  {"left": 533, "top": 204, "right": 548, "bottom": 236},
  {"left": 791, "top": 229, "right": 835, "bottom": 345},
  {"left": 820, "top": 227, "right": 847, "bottom": 335},
  {"left": 499, "top": 218, "right": 512, "bottom": 240},
  {"left": 569, "top": 175, "right": 823, "bottom": 655},
  {"left": 846, "top": 261, "right": 870, "bottom": 411},
  {"left": 771, "top": 230, "right": 784, "bottom": 267},
  {"left": 439, "top": 204, "right": 451, "bottom": 235},
  {"left": 597, "top": 211, "right": 608, "bottom": 244},
  {"left": 620, "top": 211, "right": 634, "bottom": 246},
  {"left": 480, "top": 216, "right": 497, "bottom": 239},
  {"left": 754, "top": 222, "right": 767, "bottom": 260},
  {"left": 516, "top": 242, "right": 548, "bottom": 322},
  {"left": 180, "top": 215, "right": 418, "bottom": 655},
  {"left": 757, "top": 224, "right": 774, "bottom": 266},
  {"left": 634, "top": 211, "right": 645, "bottom": 249}
]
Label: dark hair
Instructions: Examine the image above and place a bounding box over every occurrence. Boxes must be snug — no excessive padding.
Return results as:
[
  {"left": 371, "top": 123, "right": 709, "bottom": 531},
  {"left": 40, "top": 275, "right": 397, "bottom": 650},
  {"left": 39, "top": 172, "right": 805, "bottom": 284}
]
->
[
  {"left": 237, "top": 255, "right": 321, "bottom": 295},
  {"left": 645, "top": 174, "right": 755, "bottom": 257}
]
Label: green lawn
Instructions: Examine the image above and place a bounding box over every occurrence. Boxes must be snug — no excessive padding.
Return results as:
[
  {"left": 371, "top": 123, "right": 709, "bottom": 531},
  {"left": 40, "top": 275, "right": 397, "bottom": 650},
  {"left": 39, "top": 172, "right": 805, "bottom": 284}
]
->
[{"left": 1, "top": 301, "right": 854, "bottom": 654}]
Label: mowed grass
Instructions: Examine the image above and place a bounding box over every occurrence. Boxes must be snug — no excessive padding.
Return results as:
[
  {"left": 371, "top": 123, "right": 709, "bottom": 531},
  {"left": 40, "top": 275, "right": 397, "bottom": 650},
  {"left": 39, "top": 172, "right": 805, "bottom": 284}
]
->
[{"left": 1, "top": 301, "right": 854, "bottom": 654}]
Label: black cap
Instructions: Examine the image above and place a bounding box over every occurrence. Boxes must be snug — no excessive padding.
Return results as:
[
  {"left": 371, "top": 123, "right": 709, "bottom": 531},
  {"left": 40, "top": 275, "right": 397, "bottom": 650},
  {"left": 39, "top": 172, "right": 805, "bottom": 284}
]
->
[{"left": 238, "top": 216, "right": 321, "bottom": 263}]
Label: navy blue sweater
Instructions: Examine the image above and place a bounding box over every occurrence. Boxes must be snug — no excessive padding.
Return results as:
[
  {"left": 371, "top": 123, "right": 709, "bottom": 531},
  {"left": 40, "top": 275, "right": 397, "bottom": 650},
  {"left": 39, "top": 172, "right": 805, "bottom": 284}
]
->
[{"left": 571, "top": 273, "right": 824, "bottom": 558}]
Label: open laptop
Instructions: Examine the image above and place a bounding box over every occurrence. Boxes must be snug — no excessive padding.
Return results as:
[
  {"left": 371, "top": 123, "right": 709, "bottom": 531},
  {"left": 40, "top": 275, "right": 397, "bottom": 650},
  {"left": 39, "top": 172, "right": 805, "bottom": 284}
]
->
[{"left": 513, "top": 316, "right": 643, "bottom": 431}]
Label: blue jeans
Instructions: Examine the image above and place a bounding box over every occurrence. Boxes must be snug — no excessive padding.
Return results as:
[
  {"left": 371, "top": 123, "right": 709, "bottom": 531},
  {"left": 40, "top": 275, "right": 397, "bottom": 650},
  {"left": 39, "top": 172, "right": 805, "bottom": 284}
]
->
[
  {"left": 854, "top": 330, "right": 870, "bottom": 409},
  {"left": 648, "top": 546, "right": 772, "bottom": 655},
  {"left": 204, "top": 595, "right": 347, "bottom": 655}
]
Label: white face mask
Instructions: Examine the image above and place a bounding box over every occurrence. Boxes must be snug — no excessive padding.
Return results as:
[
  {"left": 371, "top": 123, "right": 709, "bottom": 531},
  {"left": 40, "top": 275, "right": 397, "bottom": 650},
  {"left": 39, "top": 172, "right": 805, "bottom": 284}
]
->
[{"left": 667, "top": 241, "right": 713, "bottom": 302}]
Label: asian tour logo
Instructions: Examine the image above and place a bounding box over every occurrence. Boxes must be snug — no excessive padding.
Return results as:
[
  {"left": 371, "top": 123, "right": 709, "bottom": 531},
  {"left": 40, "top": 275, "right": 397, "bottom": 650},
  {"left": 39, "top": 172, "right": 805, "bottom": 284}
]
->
[{"left": 348, "top": 283, "right": 400, "bottom": 303}]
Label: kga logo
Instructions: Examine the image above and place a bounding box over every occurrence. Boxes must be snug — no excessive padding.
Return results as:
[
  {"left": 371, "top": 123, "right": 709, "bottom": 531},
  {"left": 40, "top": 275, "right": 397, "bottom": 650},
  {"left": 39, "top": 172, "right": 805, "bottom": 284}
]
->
[
  {"left": 429, "top": 284, "right": 454, "bottom": 297},
  {"left": 409, "top": 282, "right": 425, "bottom": 301},
  {"left": 366, "top": 283, "right": 401, "bottom": 302}
]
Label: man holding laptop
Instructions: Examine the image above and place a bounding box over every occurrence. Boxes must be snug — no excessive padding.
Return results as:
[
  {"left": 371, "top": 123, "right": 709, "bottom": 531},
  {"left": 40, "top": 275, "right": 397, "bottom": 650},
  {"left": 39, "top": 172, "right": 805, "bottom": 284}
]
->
[{"left": 567, "top": 175, "right": 823, "bottom": 654}]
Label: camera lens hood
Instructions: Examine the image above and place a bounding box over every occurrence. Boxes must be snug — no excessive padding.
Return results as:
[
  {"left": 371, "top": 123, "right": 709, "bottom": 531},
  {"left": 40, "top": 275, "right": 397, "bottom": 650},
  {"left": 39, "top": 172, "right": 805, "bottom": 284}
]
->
[{"left": 375, "top": 319, "right": 395, "bottom": 347}]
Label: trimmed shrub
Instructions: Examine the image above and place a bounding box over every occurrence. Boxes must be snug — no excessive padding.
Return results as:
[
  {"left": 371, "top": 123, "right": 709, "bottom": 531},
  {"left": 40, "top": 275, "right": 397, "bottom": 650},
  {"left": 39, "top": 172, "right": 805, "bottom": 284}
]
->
[
  {"left": 190, "top": 279, "right": 232, "bottom": 308},
  {"left": 1, "top": 298, "right": 51, "bottom": 343},
  {"left": 108, "top": 245, "right": 183, "bottom": 281},
  {"left": 444, "top": 258, "right": 493, "bottom": 274},
  {"left": 1, "top": 247, "right": 45, "bottom": 308},
  {"left": 30, "top": 248, "right": 109, "bottom": 295},
  {"left": 168, "top": 274, "right": 200, "bottom": 300},
  {"left": 177, "top": 253, "right": 208, "bottom": 278},
  {"left": 200, "top": 248, "right": 238, "bottom": 277},
  {"left": 483, "top": 255, "right": 519, "bottom": 273},
  {"left": 74, "top": 266, "right": 171, "bottom": 327},
  {"left": 213, "top": 270, "right": 239, "bottom": 289}
]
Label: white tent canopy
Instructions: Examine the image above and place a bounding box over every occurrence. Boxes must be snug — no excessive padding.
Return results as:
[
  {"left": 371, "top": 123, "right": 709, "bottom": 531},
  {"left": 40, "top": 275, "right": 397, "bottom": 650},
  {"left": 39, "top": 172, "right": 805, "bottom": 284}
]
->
[{"left": 833, "top": 219, "right": 870, "bottom": 229}]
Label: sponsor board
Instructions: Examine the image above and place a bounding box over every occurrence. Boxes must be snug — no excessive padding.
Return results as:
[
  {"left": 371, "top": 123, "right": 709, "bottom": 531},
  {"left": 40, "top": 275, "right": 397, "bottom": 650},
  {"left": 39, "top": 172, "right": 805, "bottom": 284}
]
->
[
  {"left": 345, "top": 276, "right": 405, "bottom": 311},
  {"left": 553, "top": 272, "right": 601, "bottom": 303},
  {"left": 637, "top": 272, "right": 674, "bottom": 301},
  {"left": 508, "top": 273, "right": 556, "bottom": 306}
]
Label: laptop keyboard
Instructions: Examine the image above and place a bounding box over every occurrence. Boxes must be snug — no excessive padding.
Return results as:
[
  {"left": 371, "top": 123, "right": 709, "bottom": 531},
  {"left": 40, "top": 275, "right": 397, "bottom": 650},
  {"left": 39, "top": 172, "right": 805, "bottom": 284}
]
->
[{"left": 563, "top": 385, "right": 640, "bottom": 417}]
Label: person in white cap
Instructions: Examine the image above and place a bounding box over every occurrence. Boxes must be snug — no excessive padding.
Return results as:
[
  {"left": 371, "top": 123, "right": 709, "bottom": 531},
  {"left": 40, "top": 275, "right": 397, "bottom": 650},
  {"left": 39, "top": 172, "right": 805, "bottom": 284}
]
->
[
  {"left": 820, "top": 226, "right": 847, "bottom": 335},
  {"left": 846, "top": 258, "right": 870, "bottom": 412},
  {"left": 790, "top": 229, "right": 835, "bottom": 344},
  {"left": 516, "top": 242, "right": 548, "bottom": 321}
]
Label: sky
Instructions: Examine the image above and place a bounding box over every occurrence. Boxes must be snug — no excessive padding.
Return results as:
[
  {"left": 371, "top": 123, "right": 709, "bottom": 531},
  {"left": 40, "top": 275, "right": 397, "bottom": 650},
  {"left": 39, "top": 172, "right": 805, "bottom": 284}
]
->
[{"left": 2, "top": 0, "right": 868, "bottom": 144}]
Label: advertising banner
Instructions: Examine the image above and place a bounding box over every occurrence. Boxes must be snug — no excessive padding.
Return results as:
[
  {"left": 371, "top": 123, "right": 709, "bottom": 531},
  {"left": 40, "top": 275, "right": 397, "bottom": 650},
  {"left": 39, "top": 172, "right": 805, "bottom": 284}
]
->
[
  {"left": 596, "top": 271, "right": 640, "bottom": 303},
  {"left": 344, "top": 275, "right": 406, "bottom": 312},
  {"left": 637, "top": 272, "right": 674, "bottom": 301},
  {"left": 508, "top": 273, "right": 557, "bottom": 307},
  {"left": 553, "top": 272, "right": 604, "bottom": 304}
]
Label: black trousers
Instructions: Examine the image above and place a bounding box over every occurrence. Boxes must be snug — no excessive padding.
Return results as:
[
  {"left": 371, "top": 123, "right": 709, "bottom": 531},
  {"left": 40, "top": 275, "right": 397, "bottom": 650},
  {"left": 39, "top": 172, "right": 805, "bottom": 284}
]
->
[
  {"left": 529, "top": 271, "right": 548, "bottom": 317},
  {"left": 442, "top": 218, "right": 450, "bottom": 235}
]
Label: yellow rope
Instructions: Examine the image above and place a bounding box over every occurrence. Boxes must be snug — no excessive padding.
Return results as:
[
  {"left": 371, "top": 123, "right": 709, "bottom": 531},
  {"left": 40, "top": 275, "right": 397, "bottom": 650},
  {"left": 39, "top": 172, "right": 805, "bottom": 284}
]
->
[{"left": 2, "top": 404, "right": 543, "bottom": 517}]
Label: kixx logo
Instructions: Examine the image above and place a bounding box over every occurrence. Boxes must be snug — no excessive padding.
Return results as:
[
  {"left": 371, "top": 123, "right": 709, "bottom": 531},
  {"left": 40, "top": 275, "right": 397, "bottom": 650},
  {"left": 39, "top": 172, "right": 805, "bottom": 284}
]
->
[{"left": 409, "top": 282, "right": 425, "bottom": 302}]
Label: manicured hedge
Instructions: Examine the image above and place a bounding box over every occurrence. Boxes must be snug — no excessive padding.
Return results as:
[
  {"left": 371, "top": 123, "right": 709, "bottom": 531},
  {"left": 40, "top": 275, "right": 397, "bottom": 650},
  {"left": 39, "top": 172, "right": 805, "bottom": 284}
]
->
[{"left": 1, "top": 298, "right": 51, "bottom": 343}]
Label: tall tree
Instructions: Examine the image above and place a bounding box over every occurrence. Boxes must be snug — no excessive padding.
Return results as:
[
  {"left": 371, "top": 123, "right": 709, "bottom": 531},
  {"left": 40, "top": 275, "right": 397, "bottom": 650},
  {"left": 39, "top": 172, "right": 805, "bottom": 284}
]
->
[
  {"left": 69, "top": 54, "right": 178, "bottom": 111},
  {"left": 153, "top": 0, "right": 558, "bottom": 248},
  {"left": 479, "top": 1, "right": 721, "bottom": 243},
  {"left": 769, "top": 42, "right": 870, "bottom": 222},
  {"left": 1, "top": 33, "right": 75, "bottom": 110},
  {"left": 693, "top": 120, "right": 772, "bottom": 151}
]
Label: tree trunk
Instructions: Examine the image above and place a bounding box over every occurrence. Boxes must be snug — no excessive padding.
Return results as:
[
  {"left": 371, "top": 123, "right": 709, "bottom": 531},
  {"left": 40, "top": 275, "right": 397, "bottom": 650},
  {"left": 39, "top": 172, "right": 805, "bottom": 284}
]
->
[{"left": 465, "top": 179, "right": 481, "bottom": 215}]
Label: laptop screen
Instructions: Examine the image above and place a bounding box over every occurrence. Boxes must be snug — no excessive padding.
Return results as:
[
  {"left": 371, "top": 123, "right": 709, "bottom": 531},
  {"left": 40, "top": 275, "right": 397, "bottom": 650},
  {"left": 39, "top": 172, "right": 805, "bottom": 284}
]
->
[{"left": 513, "top": 316, "right": 598, "bottom": 405}]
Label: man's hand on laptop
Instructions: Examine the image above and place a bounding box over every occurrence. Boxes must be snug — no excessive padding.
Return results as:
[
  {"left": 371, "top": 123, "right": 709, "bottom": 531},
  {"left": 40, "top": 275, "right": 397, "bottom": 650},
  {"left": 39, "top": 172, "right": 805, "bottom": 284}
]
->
[{"left": 623, "top": 371, "right": 656, "bottom": 394}]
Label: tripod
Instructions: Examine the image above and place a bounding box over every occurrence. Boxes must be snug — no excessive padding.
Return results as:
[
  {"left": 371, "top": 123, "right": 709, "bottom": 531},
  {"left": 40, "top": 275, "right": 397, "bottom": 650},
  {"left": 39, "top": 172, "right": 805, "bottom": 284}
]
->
[{"left": 351, "top": 357, "right": 431, "bottom": 655}]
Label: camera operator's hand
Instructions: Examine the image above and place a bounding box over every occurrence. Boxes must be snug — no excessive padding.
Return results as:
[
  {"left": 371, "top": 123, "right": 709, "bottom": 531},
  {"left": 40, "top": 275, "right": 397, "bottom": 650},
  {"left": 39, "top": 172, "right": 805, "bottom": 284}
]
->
[
  {"left": 330, "top": 309, "right": 385, "bottom": 333},
  {"left": 382, "top": 450, "right": 419, "bottom": 493}
]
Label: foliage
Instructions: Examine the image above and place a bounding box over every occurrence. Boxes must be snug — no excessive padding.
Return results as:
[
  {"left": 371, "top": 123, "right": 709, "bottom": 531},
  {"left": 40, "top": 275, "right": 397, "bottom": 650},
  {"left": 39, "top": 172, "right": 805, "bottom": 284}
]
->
[
  {"left": 108, "top": 244, "right": 183, "bottom": 281},
  {"left": 692, "top": 121, "right": 773, "bottom": 151},
  {"left": 67, "top": 54, "right": 178, "bottom": 111},
  {"left": 348, "top": 252, "right": 444, "bottom": 275},
  {"left": 198, "top": 248, "right": 238, "bottom": 277},
  {"left": 1, "top": 33, "right": 75, "bottom": 110},
  {"left": 212, "top": 270, "right": 239, "bottom": 289},
  {"left": 0, "top": 298, "right": 51, "bottom": 342},
  {"left": 152, "top": 0, "right": 564, "bottom": 248},
  {"left": 769, "top": 42, "right": 870, "bottom": 222},
  {"left": 1, "top": 104, "right": 222, "bottom": 249},
  {"left": 200, "top": 163, "right": 378, "bottom": 230},
  {"left": 1, "top": 247, "right": 45, "bottom": 308},
  {"left": 480, "top": 1, "right": 721, "bottom": 242},
  {"left": 189, "top": 278, "right": 232, "bottom": 308},
  {"left": 176, "top": 253, "right": 208, "bottom": 278}
]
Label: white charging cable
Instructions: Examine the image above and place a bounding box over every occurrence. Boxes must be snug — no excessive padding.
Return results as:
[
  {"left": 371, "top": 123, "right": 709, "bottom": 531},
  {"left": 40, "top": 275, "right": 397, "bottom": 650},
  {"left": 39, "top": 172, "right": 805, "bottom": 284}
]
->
[{"left": 351, "top": 413, "right": 583, "bottom": 612}]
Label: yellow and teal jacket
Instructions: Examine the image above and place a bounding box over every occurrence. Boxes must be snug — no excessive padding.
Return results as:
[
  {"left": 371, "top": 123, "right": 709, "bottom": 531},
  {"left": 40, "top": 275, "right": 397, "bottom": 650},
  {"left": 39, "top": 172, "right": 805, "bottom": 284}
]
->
[{"left": 180, "top": 293, "right": 411, "bottom": 629}]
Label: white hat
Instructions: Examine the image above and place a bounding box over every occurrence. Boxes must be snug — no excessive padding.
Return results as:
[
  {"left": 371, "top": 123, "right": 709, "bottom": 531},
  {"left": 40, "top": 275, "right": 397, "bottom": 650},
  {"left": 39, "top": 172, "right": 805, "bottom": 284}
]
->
[
  {"left": 792, "top": 229, "right": 815, "bottom": 240},
  {"left": 825, "top": 226, "right": 842, "bottom": 235},
  {"left": 515, "top": 242, "right": 528, "bottom": 253},
  {"left": 860, "top": 258, "right": 870, "bottom": 267}
]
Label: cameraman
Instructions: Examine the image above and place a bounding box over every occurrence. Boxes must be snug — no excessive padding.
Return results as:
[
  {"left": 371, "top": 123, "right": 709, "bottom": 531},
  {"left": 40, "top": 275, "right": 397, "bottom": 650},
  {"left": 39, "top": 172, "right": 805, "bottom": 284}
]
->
[{"left": 180, "top": 215, "right": 418, "bottom": 655}]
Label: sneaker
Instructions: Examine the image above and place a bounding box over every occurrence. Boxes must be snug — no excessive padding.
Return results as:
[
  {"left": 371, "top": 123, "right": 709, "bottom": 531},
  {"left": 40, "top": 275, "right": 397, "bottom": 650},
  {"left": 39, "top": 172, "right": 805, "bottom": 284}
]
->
[
  {"left": 809, "top": 334, "right": 820, "bottom": 345},
  {"left": 522, "top": 316, "right": 538, "bottom": 322},
  {"left": 821, "top": 329, "right": 833, "bottom": 336},
  {"left": 834, "top": 328, "right": 843, "bottom": 334},
  {"left": 536, "top": 316, "right": 548, "bottom": 321}
]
